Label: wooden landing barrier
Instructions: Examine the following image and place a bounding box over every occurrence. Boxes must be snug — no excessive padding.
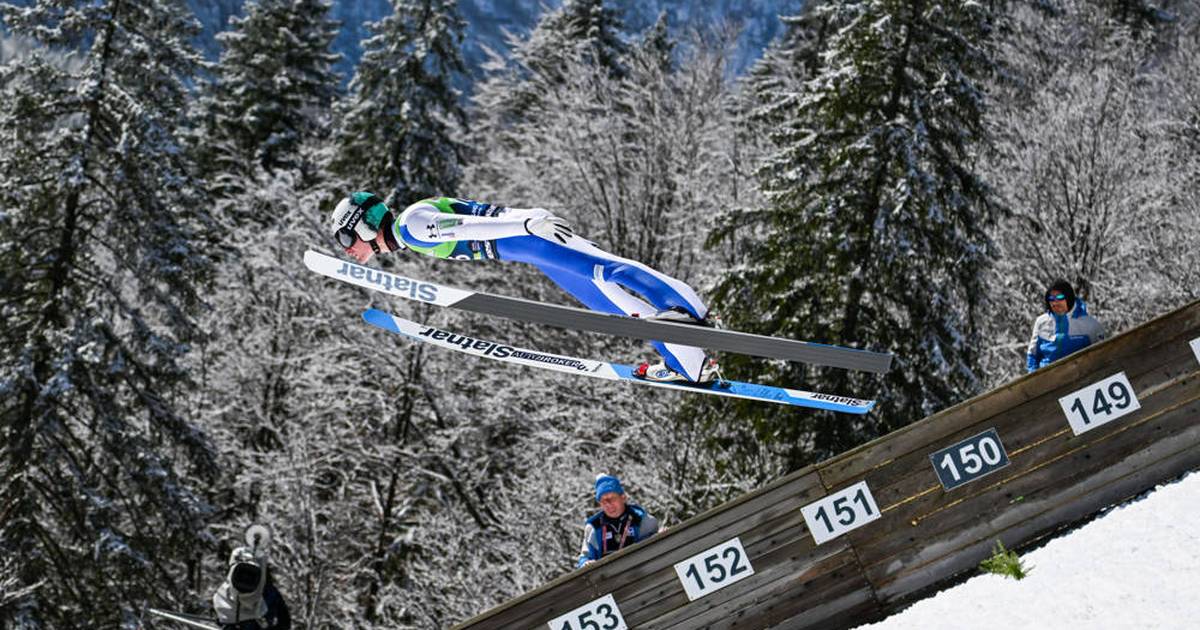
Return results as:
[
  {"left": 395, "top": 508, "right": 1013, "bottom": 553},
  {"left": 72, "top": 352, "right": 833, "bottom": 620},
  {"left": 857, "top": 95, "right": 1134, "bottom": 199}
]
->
[{"left": 453, "top": 300, "right": 1200, "bottom": 630}]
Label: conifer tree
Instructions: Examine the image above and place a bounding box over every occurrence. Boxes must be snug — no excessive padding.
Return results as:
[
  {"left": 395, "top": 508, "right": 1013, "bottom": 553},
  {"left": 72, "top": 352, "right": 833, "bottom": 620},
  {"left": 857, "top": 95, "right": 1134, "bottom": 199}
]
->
[
  {"left": 474, "top": 0, "right": 629, "bottom": 141},
  {"left": 518, "top": 0, "right": 628, "bottom": 81},
  {"left": 634, "top": 11, "right": 675, "bottom": 74},
  {"left": 205, "top": 0, "right": 340, "bottom": 181},
  {"left": 332, "top": 0, "right": 469, "bottom": 205},
  {"left": 0, "top": 0, "right": 221, "bottom": 624},
  {"left": 709, "top": 0, "right": 1005, "bottom": 467}
]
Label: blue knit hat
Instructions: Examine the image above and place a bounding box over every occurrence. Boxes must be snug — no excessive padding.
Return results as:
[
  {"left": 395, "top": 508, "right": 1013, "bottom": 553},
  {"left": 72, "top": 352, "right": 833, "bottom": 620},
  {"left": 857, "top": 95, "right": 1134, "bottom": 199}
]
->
[{"left": 594, "top": 474, "right": 624, "bottom": 502}]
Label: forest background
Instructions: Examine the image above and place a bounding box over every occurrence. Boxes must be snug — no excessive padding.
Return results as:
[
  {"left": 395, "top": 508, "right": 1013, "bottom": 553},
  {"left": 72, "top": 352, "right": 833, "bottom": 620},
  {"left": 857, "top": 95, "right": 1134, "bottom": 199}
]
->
[{"left": 1, "top": 0, "right": 1198, "bottom": 627}]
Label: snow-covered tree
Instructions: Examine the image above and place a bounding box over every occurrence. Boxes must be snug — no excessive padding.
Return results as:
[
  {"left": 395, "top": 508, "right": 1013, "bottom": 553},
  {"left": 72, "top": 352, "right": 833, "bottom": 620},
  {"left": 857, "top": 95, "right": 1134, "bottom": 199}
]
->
[
  {"left": 708, "top": 0, "right": 1006, "bottom": 468},
  {"left": 202, "top": 0, "right": 340, "bottom": 184},
  {"left": 332, "top": 0, "right": 469, "bottom": 206},
  {"left": 518, "top": 0, "right": 628, "bottom": 81},
  {"left": 976, "top": 0, "right": 1199, "bottom": 384},
  {"left": 0, "top": 0, "right": 221, "bottom": 625},
  {"left": 744, "top": 4, "right": 836, "bottom": 111},
  {"left": 473, "top": 0, "right": 629, "bottom": 144},
  {"left": 471, "top": 25, "right": 744, "bottom": 270}
]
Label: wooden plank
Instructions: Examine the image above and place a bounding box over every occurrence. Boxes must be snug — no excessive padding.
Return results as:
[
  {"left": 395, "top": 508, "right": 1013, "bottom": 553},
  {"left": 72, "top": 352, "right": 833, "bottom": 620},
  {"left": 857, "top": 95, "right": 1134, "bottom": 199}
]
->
[
  {"left": 848, "top": 355, "right": 1200, "bottom": 557},
  {"left": 857, "top": 376, "right": 1200, "bottom": 580},
  {"left": 822, "top": 327, "right": 1198, "bottom": 501},
  {"left": 764, "top": 586, "right": 880, "bottom": 630},
  {"left": 859, "top": 369, "right": 1195, "bottom": 568},
  {"left": 611, "top": 493, "right": 817, "bottom": 622},
  {"left": 862, "top": 342, "right": 1197, "bottom": 496},
  {"left": 634, "top": 538, "right": 853, "bottom": 628},
  {"left": 822, "top": 338, "right": 1200, "bottom": 555},
  {"left": 455, "top": 472, "right": 826, "bottom": 630},
  {"left": 819, "top": 302, "right": 1200, "bottom": 486},
  {"left": 640, "top": 545, "right": 868, "bottom": 630},
  {"left": 868, "top": 391, "right": 1200, "bottom": 594},
  {"left": 873, "top": 418, "right": 1200, "bottom": 604}
]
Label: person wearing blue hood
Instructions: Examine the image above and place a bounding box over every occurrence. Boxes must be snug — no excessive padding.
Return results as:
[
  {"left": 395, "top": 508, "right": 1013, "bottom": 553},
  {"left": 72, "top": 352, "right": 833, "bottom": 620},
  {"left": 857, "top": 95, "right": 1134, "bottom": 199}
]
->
[
  {"left": 1026, "top": 279, "right": 1106, "bottom": 372},
  {"left": 576, "top": 474, "right": 660, "bottom": 568}
]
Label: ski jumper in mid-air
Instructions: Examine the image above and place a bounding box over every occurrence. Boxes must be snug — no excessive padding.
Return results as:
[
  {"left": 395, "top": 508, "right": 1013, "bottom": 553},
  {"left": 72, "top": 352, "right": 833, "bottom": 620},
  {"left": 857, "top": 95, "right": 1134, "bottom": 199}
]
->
[{"left": 329, "top": 192, "right": 720, "bottom": 383}]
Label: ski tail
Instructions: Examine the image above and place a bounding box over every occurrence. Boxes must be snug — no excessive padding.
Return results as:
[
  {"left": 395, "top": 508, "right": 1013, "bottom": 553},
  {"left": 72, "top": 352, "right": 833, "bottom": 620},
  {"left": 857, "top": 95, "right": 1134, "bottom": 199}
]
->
[{"left": 146, "top": 608, "right": 222, "bottom": 630}]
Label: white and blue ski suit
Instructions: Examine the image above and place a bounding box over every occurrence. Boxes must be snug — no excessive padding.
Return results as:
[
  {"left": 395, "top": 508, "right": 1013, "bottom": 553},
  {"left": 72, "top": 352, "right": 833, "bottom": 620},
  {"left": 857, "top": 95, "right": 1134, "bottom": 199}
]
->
[
  {"left": 393, "top": 197, "right": 710, "bottom": 381},
  {"left": 576, "top": 504, "right": 659, "bottom": 568},
  {"left": 1025, "top": 299, "right": 1105, "bottom": 372}
]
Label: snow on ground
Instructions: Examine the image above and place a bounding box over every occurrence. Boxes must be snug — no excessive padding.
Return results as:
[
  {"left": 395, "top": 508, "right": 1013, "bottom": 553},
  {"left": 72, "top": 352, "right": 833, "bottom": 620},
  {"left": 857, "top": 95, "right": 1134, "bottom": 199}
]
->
[{"left": 857, "top": 470, "right": 1200, "bottom": 629}]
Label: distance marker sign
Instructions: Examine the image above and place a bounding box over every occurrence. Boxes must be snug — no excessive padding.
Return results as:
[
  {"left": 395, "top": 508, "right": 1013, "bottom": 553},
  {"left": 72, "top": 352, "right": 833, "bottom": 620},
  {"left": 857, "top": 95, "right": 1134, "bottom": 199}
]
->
[
  {"left": 929, "top": 428, "right": 1010, "bottom": 491},
  {"left": 547, "top": 594, "right": 626, "bottom": 630},
  {"left": 673, "top": 537, "right": 755, "bottom": 601},
  {"left": 1058, "top": 372, "right": 1141, "bottom": 436},
  {"left": 801, "top": 481, "right": 881, "bottom": 545}
]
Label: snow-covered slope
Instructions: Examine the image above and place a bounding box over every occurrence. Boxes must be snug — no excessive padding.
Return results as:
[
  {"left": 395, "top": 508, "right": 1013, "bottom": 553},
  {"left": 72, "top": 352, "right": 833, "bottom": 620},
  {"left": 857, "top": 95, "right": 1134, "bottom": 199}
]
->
[{"left": 857, "top": 471, "right": 1200, "bottom": 629}]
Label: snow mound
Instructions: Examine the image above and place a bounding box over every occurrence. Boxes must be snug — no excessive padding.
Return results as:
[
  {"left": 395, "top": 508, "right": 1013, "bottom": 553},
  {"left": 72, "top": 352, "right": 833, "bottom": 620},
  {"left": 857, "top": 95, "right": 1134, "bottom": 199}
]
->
[{"left": 857, "top": 470, "right": 1200, "bottom": 629}]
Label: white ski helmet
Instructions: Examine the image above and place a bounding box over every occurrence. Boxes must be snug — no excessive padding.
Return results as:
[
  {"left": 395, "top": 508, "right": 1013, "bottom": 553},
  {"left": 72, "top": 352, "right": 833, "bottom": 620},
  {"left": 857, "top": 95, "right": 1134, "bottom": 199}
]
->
[{"left": 330, "top": 192, "right": 389, "bottom": 248}]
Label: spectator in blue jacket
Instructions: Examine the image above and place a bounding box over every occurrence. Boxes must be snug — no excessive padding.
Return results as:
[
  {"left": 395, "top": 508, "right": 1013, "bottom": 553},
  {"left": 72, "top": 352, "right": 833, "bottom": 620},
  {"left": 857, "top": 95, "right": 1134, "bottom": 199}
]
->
[
  {"left": 1026, "top": 279, "right": 1105, "bottom": 372},
  {"left": 576, "top": 474, "right": 660, "bottom": 568}
]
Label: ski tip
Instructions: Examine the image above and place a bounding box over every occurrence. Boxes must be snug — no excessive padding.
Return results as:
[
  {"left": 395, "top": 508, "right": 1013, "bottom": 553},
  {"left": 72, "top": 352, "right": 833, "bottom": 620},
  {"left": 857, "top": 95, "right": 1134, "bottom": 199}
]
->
[
  {"left": 847, "top": 400, "right": 876, "bottom": 415},
  {"left": 304, "top": 247, "right": 344, "bottom": 269},
  {"left": 362, "top": 308, "right": 401, "bottom": 333}
]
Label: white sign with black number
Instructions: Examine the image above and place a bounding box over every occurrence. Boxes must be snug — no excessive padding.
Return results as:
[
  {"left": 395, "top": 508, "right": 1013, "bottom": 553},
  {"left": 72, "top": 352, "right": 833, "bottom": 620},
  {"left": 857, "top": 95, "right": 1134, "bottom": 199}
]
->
[
  {"left": 1191, "top": 338, "right": 1200, "bottom": 365},
  {"left": 801, "top": 480, "right": 881, "bottom": 545},
  {"left": 547, "top": 594, "right": 626, "bottom": 630},
  {"left": 1058, "top": 371, "right": 1141, "bottom": 436},
  {"left": 673, "top": 537, "right": 755, "bottom": 601}
]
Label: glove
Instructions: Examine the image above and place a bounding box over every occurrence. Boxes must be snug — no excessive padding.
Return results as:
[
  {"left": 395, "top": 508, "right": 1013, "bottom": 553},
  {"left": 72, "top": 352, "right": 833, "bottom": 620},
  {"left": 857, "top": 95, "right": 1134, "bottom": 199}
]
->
[{"left": 524, "top": 215, "right": 574, "bottom": 244}]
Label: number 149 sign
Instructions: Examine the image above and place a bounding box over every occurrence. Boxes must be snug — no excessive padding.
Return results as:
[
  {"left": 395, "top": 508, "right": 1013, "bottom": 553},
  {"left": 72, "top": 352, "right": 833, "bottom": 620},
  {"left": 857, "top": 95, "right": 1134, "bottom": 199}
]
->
[{"left": 1058, "top": 372, "right": 1141, "bottom": 436}]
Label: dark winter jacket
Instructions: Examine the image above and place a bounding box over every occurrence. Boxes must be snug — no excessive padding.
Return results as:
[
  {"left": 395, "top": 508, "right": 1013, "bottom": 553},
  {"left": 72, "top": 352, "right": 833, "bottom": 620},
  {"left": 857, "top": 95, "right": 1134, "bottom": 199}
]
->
[
  {"left": 1026, "top": 299, "right": 1105, "bottom": 372},
  {"left": 576, "top": 504, "right": 659, "bottom": 568}
]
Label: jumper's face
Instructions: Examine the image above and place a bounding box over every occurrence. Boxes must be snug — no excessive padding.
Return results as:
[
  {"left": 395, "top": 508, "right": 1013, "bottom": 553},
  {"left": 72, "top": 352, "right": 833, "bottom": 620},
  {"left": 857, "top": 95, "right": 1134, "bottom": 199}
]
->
[
  {"left": 345, "top": 235, "right": 377, "bottom": 264},
  {"left": 1048, "top": 294, "right": 1069, "bottom": 315},
  {"left": 598, "top": 492, "right": 626, "bottom": 518}
]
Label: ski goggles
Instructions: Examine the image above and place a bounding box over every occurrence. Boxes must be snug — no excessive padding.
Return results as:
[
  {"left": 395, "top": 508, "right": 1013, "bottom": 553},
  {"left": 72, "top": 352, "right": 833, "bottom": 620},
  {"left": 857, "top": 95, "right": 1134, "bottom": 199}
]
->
[
  {"left": 1046, "top": 293, "right": 1067, "bottom": 302},
  {"left": 334, "top": 194, "right": 386, "bottom": 249}
]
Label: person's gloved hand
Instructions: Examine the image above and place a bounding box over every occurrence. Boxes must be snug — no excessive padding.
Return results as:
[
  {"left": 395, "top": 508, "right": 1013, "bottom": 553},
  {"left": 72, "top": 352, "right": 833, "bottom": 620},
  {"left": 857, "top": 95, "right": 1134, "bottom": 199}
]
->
[{"left": 524, "top": 215, "right": 574, "bottom": 244}]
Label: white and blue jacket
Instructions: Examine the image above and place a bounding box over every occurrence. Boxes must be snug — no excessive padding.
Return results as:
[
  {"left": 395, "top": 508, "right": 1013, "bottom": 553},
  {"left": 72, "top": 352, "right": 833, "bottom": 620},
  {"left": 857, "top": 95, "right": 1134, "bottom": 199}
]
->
[
  {"left": 576, "top": 504, "right": 659, "bottom": 568},
  {"left": 1026, "top": 299, "right": 1105, "bottom": 372}
]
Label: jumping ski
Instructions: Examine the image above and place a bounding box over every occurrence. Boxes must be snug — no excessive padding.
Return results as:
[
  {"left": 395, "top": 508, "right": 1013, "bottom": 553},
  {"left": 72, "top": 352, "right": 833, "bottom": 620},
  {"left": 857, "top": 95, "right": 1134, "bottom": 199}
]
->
[
  {"left": 305, "top": 249, "right": 893, "bottom": 374},
  {"left": 361, "top": 308, "right": 876, "bottom": 413},
  {"left": 145, "top": 608, "right": 221, "bottom": 630}
]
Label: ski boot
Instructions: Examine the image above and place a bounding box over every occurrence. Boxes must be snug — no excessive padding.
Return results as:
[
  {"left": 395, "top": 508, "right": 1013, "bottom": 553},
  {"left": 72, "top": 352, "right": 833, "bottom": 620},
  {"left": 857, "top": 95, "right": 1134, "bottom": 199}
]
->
[{"left": 635, "top": 356, "right": 723, "bottom": 385}]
